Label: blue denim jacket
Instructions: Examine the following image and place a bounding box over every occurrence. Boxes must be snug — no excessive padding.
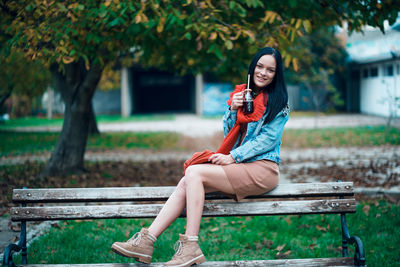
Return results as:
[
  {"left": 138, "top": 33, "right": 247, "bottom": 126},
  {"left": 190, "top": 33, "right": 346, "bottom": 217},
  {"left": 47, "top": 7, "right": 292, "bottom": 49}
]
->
[{"left": 222, "top": 105, "right": 289, "bottom": 164}]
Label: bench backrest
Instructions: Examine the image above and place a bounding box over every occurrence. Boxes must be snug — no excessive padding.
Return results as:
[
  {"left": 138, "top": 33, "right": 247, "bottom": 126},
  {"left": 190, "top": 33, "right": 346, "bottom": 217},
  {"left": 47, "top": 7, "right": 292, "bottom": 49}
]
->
[{"left": 11, "top": 182, "right": 356, "bottom": 221}]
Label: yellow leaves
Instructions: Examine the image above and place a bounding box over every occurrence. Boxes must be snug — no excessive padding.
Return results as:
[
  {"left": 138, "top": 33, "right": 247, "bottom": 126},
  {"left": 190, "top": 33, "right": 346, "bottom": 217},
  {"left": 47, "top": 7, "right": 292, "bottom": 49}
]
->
[
  {"left": 135, "top": 14, "right": 141, "bottom": 24},
  {"left": 98, "top": 66, "right": 120, "bottom": 91},
  {"left": 135, "top": 12, "right": 148, "bottom": 24},
  {"left": 68, "top": 3, "right": 79, "bottom": 9},
  {"left": 56, "top": 46, "right": 68, "bottom": 54},
  {"left": 263, "top": 11, "right": 278, "bottom": 24},
  {"left": 208, "top": 32, "right": 217, "bottom": 41},
  {"left": 292, "top": 58, "right": 299, "bottom": 72},
  {"left": 295, "top": 19, "right": 302, "bottom": 29},
  {"left": 104, "top": 0, "right": 112, "bottom": 7},
  {"left": 243, "top": 30, "right": 255, "bottom": 42},
  {"left": 264, "top": 38, "right": 278, "bottom": 48},
  {"left": 187, "top": 58, "right": 195, "bottom": 66},
  {"left": 282, "top": 52, "right": 300, "bottom": 72},
  {"left": 303, "top": 20, "right": 312, "bottom": 33},
  {"left": 157, "top": 17, "right": 166, "bottom": 33},
  {"left": 62, "top": 56, "right": 75, "bottom": 64},
  {"left": 197, "top": 40, "right": 202, "bottom": 51},
  {"left": 224, "top": 40, "right": 233, "bottom": 50},
  {"left": 67, "top": 11, "right": 78, "bottom": 22},
  {"left": 205, "top": 0, "right": 215, "bottom": 9}
]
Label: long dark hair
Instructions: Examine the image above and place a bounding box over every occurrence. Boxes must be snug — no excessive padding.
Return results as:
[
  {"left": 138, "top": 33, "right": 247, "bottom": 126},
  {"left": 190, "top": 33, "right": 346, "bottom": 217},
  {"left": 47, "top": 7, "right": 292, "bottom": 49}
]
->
[{"left": 248, "top": 47, "right": 288, "bottom": 124}]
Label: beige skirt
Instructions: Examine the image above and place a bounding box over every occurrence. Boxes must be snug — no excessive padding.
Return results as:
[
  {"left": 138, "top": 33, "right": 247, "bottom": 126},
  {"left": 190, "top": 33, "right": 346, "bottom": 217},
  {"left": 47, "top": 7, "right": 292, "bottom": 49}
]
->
[{"left": 222, "top": 160, "right": 279, "bottom": 201}]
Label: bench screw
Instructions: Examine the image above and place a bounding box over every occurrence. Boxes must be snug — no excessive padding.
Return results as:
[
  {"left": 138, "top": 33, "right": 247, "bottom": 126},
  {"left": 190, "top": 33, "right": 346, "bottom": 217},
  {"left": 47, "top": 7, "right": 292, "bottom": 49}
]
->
[
  {"left": 333, "top": 186, "right": 339, "bottom": 190},
  {"left": 26, "top": 211, "right": 30, "bottom": 214},
  {"left": 27, "top": 193, "right": 32, "bottom": 197},
  {"left": 345, "top": 186, "right": 350, "bottom": 189},
  {"left": 346, "top": 203, "right": 350, "bottom": 207},
  {"left": 15, "top": 194, "right": 20, "bottom": 197},
  {"left": 14, "top": 210, "right": 19, "bottom": 214}
]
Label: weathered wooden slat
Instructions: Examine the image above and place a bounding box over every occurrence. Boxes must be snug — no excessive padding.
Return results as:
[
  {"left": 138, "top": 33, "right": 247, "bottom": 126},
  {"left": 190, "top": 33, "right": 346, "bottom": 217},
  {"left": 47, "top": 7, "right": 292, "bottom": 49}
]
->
[
  {"left": 17, "top": 257, "right": 354, "bottom": 266},
  {"left": 12, "top": 182, "right": 354, "bottom": 203},
  {"left": 11, "top": 199, "right": 356, "bottom": 221}
]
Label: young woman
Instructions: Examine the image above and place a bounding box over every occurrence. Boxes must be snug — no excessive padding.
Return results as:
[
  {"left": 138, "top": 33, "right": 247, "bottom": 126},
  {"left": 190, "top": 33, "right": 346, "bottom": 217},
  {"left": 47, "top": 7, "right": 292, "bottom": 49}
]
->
[{"left": 111, "top": 47, "right": 289, "bottom": 267}]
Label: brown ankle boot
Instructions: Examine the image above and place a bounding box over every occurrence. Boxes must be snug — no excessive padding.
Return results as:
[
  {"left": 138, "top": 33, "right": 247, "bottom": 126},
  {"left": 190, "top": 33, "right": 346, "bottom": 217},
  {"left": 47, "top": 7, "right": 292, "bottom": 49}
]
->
[
  {"left": 111, "top": 228, "right": 157, "bottom": 264},
  {"left": 164, "top": 234, "right": 206, "bottom": 267}
]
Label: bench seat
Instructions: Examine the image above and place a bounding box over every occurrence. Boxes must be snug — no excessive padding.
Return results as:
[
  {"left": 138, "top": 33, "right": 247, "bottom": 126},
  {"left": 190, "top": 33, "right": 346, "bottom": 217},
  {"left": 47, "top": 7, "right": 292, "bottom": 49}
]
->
[{"left": 3, "top": 182, "right": 365, "bottom": 267}]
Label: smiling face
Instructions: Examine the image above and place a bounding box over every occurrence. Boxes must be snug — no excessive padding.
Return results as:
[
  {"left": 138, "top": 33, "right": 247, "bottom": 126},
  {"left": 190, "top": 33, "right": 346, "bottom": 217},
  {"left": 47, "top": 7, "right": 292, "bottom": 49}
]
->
[{"left": 253, "top": 54, "right": 276, "bottom": 91}]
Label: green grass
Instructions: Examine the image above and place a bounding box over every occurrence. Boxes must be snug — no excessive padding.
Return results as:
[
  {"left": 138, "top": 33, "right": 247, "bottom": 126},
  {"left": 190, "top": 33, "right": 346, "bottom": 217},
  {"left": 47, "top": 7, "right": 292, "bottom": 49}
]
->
[
  {"left": 11, "top": 200, "right": 399, "bottom": 266},
  {"left": 281, "top": 126, "right": 400, "bottom": 148},
  {"left": 1, "top": 126, "right": 399, "bottom": 156},
  {"left": 0, "top": 131, "right": 180, "bottom": 156},
  {"left": 0, "top": 114, "right": 174, "bottom": 129}
]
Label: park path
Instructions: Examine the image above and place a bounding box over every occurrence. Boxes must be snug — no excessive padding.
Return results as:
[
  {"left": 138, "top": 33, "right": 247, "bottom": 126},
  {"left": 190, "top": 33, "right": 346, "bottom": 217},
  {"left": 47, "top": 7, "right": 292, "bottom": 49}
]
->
[{"left": 8, "top": 113, "right": 400, "bottom": 137}]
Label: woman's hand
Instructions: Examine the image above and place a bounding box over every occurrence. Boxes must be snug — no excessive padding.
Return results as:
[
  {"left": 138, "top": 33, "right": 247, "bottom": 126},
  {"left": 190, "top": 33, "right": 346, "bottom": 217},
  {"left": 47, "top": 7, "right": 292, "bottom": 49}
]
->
[
  {"left": 208, "top": 153, "right": 235, "bottom": 165},
  {"left": 230, "top": 91, "right": 244, "bottom": 110}
]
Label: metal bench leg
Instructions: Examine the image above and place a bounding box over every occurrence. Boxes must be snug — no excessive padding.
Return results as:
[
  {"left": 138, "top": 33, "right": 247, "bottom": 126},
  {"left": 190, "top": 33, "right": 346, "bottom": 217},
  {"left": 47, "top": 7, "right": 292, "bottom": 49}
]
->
[
  {"left": 338, "top": 180, "right": 365, "bottom": 267},
  {"left": 340, "top": 213, "right": 349, "bottom": 257},
  {"left": 20, "top": 220, "right": 27, "bottom": 264},
  {"left": 2, "top": 221, "right": 26, "bottom": 267},
  {"left": 349, "top": 236, "right": 366, "bottom": 267},
  {"left": 340, "top": 211, "right": 366, "bottom": 267}
]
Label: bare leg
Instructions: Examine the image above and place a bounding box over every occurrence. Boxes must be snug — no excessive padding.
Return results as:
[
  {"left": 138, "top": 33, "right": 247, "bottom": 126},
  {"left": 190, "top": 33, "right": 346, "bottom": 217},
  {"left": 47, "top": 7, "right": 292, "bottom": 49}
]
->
[
  {"left": 184, "top": 164, "right": 235, "bottom": 236},
  {"left": 148, "top": 178, "right": 187, "bottom": 237}
]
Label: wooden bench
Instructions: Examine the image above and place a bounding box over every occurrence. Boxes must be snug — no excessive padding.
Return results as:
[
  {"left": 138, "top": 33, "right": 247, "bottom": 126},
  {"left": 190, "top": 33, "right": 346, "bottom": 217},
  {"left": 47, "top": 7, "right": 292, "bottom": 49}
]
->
[{"left": 3, "top": 182, "right": 365, "bottom": 267}]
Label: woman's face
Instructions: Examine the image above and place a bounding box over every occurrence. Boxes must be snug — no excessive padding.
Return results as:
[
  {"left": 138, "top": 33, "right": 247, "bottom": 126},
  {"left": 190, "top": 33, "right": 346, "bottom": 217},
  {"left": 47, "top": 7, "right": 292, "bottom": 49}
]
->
[{"left": 253, "top": 54, "right": 276, "bottom": 90}]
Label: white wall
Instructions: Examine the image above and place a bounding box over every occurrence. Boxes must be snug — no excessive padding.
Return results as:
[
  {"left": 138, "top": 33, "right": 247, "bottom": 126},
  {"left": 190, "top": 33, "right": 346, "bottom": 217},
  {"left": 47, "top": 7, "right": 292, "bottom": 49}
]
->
[{"left": 360, "top": 59, "right": 400, "bottom": 117}]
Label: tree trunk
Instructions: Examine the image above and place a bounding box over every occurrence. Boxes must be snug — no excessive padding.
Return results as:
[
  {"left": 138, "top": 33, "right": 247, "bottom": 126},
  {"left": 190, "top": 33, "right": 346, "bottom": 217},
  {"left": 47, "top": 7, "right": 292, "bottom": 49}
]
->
[
  {"left": 0, "top": 89, "right": 12, "bottom": 114},
  {"left": 41, "top": 61, "right": 103, "bottom": 177},
  {"left": 88, "top": 102, "right": 100, "bottom": 135}
]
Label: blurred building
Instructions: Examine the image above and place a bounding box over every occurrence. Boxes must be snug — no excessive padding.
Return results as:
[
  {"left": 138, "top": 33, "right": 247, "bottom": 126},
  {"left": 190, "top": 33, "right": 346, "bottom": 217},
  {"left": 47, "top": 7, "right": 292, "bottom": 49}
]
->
[{"left": 345, "top": 22, "right": 400, "bottom": 117}]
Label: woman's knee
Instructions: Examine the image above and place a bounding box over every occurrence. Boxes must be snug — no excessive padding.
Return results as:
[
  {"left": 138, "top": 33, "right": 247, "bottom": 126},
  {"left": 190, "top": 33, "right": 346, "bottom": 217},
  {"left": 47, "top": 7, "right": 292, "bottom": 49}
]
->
[{"left": 184, "top": 166, "right": 204, "bottom": 185}]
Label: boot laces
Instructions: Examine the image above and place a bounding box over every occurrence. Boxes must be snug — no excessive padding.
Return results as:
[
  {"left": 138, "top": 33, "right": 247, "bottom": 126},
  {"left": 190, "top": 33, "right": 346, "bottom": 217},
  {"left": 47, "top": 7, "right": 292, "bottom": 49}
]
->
[
  {"left": 173, "top": 240, "right": 183, "bottom": 256},
  {"left": 128, "top": 232, "right": 142, "bottom": 246}
]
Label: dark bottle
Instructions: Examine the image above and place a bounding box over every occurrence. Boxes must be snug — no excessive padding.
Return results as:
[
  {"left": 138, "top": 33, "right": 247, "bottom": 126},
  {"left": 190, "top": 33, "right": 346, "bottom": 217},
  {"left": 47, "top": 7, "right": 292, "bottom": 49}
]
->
[{"left": 243, "top": 89, "right": 253, "bottom": 114}]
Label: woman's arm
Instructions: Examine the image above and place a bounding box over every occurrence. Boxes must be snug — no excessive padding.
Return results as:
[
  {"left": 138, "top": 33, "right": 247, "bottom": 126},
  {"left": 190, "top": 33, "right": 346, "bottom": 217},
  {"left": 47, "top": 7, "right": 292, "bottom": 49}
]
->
[
  {"left": 222, "top": 91, "right": 243, "bottom": 136},
  {"left": 229, "top": 110, "right": 289, "bottom": 163},
  {"left": 222, "top": 108, "right": 237, "bottom": 136}
]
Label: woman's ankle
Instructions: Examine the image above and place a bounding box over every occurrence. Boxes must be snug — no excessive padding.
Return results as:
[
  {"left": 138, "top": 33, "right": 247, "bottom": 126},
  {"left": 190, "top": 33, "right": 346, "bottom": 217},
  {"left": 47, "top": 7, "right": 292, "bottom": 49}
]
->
[{"left": 147, "top": 226, "right": 160, "bottom": 239}]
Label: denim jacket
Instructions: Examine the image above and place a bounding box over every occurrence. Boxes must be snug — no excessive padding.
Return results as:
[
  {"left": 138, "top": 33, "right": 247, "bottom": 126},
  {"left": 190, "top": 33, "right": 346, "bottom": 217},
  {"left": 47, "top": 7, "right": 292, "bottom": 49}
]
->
[{"left": 222, "top": 105, "right": 289, "bottom": 164}]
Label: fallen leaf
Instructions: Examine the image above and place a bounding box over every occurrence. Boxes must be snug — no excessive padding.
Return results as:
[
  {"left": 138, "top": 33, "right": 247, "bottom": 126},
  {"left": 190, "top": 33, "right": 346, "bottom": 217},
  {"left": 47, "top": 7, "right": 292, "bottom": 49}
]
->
[
  {"left": 283, "top": 250, "right": 291, "bottom": 255},
  {"left": 283, "top": 217, "right": 292, "bottom": 225},
  {"left": 316, "top": 225, "right": 327, "bottom": 232},
  {"left": 362, "top": 205, "right": 370, "bottom": 216},
  {"left": 210, "top": 227, "right": 219, "bottom": 232},
  {"left": 275, "top": 244, "right": 286, "bottom": 252},
  {"left": 124, "top": 230, "right": 130, "bottom": 238},
  {"left": 10, "top": 223, "right": 21, "bottom": 232}
]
